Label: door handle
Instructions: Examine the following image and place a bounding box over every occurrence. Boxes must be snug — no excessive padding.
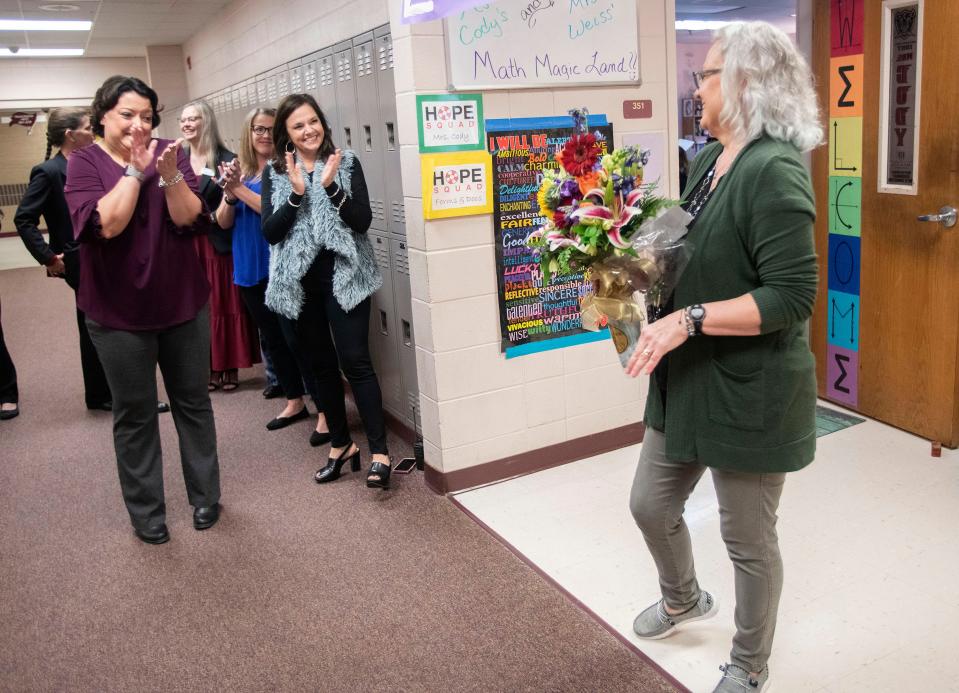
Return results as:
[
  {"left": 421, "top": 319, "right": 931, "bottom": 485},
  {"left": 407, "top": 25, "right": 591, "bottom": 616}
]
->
[{"left": 917, "top": 205, "right": 957, "bottom": 229}]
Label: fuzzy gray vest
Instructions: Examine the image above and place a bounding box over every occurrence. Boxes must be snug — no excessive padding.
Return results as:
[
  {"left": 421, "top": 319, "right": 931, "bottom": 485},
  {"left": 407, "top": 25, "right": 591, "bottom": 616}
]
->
[{"left": 264, "top": 150, "right": 382, "bottom": 319}]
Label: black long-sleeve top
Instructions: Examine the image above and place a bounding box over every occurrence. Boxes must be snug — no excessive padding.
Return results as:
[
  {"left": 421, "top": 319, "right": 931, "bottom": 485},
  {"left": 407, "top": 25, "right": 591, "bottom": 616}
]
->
[
  {"left": 261, "top": 157, "right": 372, "bottom": 285},
  {"left": 14, "top": 153, "right": 79, "bottom": 286}
]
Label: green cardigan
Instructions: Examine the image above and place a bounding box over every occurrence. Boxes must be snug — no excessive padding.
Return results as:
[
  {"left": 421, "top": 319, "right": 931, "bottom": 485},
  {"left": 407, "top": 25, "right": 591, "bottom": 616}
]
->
[{"left": 644, "top": 136, "right": 819, "bottom": 473}]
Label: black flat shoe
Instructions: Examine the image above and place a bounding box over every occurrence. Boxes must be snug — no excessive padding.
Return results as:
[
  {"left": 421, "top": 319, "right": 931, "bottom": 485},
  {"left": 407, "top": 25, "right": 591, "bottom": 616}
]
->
[
  {"left": 86, "top": 400, "right": 112, "bottom": 411},
  {"left": 309, "top": 430, "right": 332, "bottom": 447},
  {"left": 157, "top": 401, "right": 170, "bottom": 413},
  {"left": 315, "top": 444, "right": 360, "bottom": 483},
  {"left": 266, "top": 407, "right": 309, "bottom": 430},
  {"left": 0, "top": 405, "right": 20, "bottom": 421},
  {"left": 262, "top": 384, "right": 283, "bottom": 399},
  {"left": 366, "top": 459, "right": 392, "bottom": 489},
  {"left": 133, "top": 523, "right": 170, "bottom": 545},
  {"left": 193, "top": 503, "right": 221, "bottom": 530}
]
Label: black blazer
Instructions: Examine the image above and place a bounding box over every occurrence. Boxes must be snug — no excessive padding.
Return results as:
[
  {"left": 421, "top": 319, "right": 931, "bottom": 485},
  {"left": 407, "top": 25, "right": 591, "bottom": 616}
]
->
[
  {"left": 14, "top": 152, "right": 81, "bottom": 288},
  {"left": 196, "top": 145, "right": 236, "bottom": 254}
]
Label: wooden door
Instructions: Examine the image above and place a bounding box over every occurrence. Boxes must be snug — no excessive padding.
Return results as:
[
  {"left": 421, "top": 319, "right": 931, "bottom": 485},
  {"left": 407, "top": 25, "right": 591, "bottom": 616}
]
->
[{"left": 811, "top": 1, "right": 959, "bottom": 445}]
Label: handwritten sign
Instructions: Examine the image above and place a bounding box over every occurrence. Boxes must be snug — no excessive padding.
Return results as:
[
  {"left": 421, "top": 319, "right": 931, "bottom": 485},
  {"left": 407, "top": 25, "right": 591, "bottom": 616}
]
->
[
  {"left": 417, "top": 93, "right": 485, "bottom": 152},
  {"left": 421, "top": 151, "right": 493, "bottom": 219},
  {"left": 488, "top": 114, "right": 613, "bottom": 358},
  {"left": 446, "top": 1, "right": 640, "bottom": 90}
]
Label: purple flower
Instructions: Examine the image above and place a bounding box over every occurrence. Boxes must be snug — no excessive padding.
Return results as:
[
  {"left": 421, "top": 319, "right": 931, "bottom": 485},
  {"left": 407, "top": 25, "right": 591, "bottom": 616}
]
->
[{"left": 559, "top": 178, "right": 580, "bottom": 198}]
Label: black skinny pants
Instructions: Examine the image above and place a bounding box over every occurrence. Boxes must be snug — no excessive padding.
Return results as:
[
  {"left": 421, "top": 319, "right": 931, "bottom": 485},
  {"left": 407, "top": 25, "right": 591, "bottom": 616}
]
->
[
  {"left": 238, "top": 280, "right": 320, "bottom": 407},
  {"left": 296, "top": 279, "right": 388, "bottom": 455},
  {"left": 0, "top": 303, "right": 17, "bottom": 404}
]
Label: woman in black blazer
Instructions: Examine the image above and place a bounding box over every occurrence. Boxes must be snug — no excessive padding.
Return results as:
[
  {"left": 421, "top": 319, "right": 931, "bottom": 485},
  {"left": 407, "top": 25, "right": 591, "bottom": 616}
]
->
[{"left": 14, "top": 108, "right": 109, "bottom": 410}]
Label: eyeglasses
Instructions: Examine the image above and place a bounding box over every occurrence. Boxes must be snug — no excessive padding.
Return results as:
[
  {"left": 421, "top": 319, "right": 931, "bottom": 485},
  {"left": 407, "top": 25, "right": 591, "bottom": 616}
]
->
[
  {"left": 251, "top": 125, "right": 273, "bottom": 136},
  {"left": 179, "top": 115, "right": 202, "bottom": 124},
  {"left": 692, "top": 68, "right": 722, "bottom": 89}
]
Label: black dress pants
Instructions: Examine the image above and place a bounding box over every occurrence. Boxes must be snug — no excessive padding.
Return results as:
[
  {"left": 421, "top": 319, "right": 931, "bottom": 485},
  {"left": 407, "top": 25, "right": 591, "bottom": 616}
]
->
[
  {"left": 238, "top": 280, "right": 320, "bottom": 406},
  {"left": 0, "top": 302, "right": 17, "bottom": 405},
  {"left": 76, "top": 298, "right": 111, "bottom": 407},
  {"left": 296, "top": 278, "right": 388, "bottom": 455},
  {"left": 86, "top": 306, "right": 220, "bottom": 529}
]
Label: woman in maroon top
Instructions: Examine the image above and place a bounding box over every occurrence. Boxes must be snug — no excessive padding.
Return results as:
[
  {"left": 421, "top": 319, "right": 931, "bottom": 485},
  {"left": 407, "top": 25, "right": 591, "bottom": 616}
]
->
[{"left": 65, "top": 75, "right": 222, "bottom": 545}]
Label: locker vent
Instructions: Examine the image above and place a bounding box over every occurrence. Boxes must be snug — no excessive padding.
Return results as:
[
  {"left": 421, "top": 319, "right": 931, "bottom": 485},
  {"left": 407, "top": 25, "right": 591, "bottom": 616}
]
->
[
  {"left": 391, "top": 200, "right": 405, "bottom": 224},
  {"left": 371, "top": 198, "right": 386, "bottom": 222},
  {"left": 377, "top": 36, "right": 394, "bottom": 71},
  {"left": 320, "top": 58, "right": 334, "bottom": 87},
  {"left": 336, "top": 54, "right": 353, "bottom": 83},
  {"left": 393, "top": 243, "right": 409, "bottom": 276},
  {"left": 267, "top": 79, "right": 277, "bottom": 101},
  {"left": 305, "top": 64, "right": 317, "bottom": 90},
  {"left": 257, "top": 82, "right": 267, "bottom": 102},
  {"left": 290, "top": 68, "right": 302, "bottom": 92},
  {"left": 277, "top": 75, "right": 289, "bottom": 97},
  {"left": 355, "top": 46, "right": 374, "bottom": 78},
  {"left": 372, "top": 237, "right": 390, "bottom": 270}
]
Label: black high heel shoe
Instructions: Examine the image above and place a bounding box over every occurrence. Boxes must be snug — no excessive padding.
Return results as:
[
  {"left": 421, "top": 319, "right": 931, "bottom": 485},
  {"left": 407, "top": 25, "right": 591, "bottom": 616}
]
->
[
  {"left": 366, "top": 458, "right": 392, "bottom": 489},
  {"left": 315, "top": 443, "right": 360, "bottom": 483}
]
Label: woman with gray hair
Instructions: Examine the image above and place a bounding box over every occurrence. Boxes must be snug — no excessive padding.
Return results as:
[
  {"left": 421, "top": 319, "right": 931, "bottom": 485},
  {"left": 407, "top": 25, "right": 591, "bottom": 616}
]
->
[{"left": 625, "top": 21, "right": 822, "bottom": 692}]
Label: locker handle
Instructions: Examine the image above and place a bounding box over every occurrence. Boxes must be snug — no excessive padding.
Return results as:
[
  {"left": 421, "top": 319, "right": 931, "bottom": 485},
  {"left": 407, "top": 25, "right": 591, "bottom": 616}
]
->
[
  {"left": 364, "top": 125, "right": 372, "bottom": 152},
  {"left": 386, "top": 122, "right": 396, "bottom": 150},
  {"left": 344, "top": 126, "right": 352, "bottom": 148},
  {"left": 380, "top": 310, "right": 389, "bottom": 336},
  {"left": 402, "top": 319, "right": 412, "bottom": 348}
]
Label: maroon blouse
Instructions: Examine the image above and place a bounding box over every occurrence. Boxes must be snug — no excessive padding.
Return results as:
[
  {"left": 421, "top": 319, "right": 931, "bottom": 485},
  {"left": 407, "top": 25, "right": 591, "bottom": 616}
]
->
[{"left": 65, "top": 140, "right": 212, "bottom": 331}]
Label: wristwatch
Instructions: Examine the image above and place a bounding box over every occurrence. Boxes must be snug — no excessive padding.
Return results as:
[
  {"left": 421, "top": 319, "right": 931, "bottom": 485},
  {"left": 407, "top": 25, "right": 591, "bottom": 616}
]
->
[
  {"left": 124, "top": 164, "right": 145, "bottom": 181},
  {"left": 686, "top": 304, "right": 706, "bottom": 336}
]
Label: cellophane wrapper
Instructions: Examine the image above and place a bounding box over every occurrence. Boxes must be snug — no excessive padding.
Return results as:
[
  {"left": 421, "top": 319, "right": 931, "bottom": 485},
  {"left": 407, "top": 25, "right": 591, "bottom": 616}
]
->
[{"left": 580, "top": 206, "right": 694, "bottom": 367}]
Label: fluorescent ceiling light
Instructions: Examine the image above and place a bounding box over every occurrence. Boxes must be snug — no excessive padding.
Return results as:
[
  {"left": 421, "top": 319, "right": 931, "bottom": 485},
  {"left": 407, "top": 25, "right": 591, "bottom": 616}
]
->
[
  {"left": 675, "top": 20, "right": 734, "bottom": 31},
  {"left": 0, "top": 48, "right": 85, "bottom": 56},
  {"left": 0, "top": 19, "right": 91, "bottom": 30}
]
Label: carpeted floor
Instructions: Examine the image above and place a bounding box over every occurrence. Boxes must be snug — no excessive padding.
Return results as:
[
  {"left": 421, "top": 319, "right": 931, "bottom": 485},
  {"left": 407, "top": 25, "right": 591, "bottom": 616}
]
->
[{"left": 0, "top": 267, "right": 679, "bottom": 692}]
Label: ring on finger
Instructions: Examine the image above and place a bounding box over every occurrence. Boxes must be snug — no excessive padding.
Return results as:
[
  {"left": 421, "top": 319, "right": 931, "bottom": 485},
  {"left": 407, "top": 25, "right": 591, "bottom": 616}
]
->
[{"left": 641, "top": 349, "right": 653, "bottom": 357}]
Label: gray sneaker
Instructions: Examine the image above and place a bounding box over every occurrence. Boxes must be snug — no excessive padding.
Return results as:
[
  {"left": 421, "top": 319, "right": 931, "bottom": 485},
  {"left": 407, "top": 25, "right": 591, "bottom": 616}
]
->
[
  {"left": 712, "top": 664, "right": 769, "bottom": 692},
  {"left": 632, "top": 590, "right": 718, "bottom": 639}
]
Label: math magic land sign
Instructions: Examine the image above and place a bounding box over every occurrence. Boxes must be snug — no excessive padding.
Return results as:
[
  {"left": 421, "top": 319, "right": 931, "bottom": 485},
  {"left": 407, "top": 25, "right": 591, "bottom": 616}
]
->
[
  {"left": 488, "top": 115, "right": 613, "bottom": 358},
  {"left": 420, "top": 151, "right": 493, "bottom": 219}
]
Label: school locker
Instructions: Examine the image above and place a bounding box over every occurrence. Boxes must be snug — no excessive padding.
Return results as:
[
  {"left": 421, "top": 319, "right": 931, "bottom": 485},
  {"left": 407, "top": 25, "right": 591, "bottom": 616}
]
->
[
  {"left": 367, "top": 232, "right": 404, "bottom": 416},
  {"left": 314, "top": 50, "right": 340, "bottom": 147},
  {"left": 352, "top": 32, "right": 387, "bottom": 233},
  {"left": 390, "top": 237, "right": 417, "bottom": 430},
  {"left": 288, "top": 58, "right": 304, "bottom": 94},
  {"left": 374, "top": 28, "right": 404, "bottom": 237},
  {"left": 333, "top": 41, "right": 359, "bottom": 153}
]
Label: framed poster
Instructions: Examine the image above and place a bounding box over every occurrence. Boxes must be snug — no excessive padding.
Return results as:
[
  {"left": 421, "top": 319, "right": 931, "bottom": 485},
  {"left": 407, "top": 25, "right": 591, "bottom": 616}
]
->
[{"left": 487, "top": 114, "right": 613, "bottom": 358}]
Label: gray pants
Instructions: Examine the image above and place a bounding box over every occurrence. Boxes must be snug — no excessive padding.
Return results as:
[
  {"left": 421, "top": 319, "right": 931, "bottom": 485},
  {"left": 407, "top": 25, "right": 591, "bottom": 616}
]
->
[
  {"left": 87, "top": 306, "right": 220, "bottom": 529},
  {"left": 629, "top": 428, "right": 785, "bottom": 672}
]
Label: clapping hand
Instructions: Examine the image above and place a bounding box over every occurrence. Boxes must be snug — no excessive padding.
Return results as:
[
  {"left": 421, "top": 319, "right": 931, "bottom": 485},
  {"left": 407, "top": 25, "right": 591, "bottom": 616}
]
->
[
  {"left": 285, "top": 151, "right": 305, "bottom": 195},
  {"left": 218, "top": 160, "right": 242, "bottom": 193},
  {"left": 129, "top": 126, "right": 158, "bottom": 174},
  {"left": 156, "top": 138, "right": 183, "bottom": 182},
  {"left": 320, "top": 149, "right": 343, "bottom": 187}
]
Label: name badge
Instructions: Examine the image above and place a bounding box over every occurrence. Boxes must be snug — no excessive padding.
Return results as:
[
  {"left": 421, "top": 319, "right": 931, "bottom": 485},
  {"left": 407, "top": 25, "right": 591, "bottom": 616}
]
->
[{"left": 201, "top": 167, "right": 216, "bottom": 178}]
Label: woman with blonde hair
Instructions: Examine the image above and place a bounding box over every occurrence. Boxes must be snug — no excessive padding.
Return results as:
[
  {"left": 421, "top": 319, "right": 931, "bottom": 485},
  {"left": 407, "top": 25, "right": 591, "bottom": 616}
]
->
[
  {"left": 214, "top": 107, "right": 329, "bottom": 441},
  {"left": 180, "top": 99, "right": 259, "bottom": 391},
  {"left": 626, "top": 21, "right": 822, "bottom": 692}
]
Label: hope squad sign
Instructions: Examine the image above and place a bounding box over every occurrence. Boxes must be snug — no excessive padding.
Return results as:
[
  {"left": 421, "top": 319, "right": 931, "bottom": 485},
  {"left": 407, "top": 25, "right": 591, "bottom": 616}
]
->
[
  {"left": 416, "top": 93, "right": 485, "bottom": 152},
  {"left": 420, "top": 151, "right": 493, "bottom": 219}
]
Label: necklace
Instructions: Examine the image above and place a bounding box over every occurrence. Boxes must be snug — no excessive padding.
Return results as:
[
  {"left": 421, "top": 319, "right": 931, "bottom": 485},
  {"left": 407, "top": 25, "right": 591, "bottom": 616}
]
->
[{"left": 683, "top": 165, "right": 716, "bottom": 222}]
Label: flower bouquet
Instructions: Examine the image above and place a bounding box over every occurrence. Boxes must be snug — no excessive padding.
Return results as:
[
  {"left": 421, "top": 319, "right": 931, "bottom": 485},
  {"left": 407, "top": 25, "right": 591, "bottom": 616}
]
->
[{"left": 527, "top": 109, "right": 693, "bottom": 366}]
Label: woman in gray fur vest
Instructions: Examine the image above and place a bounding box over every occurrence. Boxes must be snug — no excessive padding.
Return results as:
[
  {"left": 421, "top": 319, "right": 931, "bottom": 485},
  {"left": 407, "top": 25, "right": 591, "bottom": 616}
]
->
[{"left": 261, "top": 93, "right": 391, "bottom": 489}]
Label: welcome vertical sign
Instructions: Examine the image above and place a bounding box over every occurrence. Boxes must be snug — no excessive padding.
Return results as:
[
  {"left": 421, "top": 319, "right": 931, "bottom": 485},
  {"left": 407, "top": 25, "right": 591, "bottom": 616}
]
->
[{"left": 826, "top": 0, "right": 865, "bottom": 407}]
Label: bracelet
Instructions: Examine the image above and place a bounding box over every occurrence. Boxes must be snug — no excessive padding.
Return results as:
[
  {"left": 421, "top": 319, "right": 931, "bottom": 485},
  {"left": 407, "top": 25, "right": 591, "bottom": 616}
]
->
[
  {"left": 225, "top": 195, "right": 238, "bottom": 205},
  {"left": 327, "top": 182, "right": 342, "bottom": 198},
  {"left": 336, "top": 194, "right": 347, "bottom": 213},
  {"left": 287, "top": 194, "right": 301, "bottom": 208},
  {"left": 682, "top": 308, "right": 696, "bottom": 338},
  {"left": 158, "top": 171, "right": 184, "bottom": 188}
]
